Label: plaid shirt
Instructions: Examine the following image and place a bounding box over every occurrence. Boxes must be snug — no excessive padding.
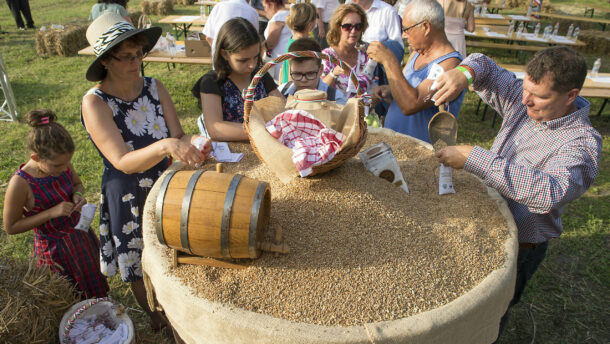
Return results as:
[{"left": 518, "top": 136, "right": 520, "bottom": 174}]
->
[{"left": 462, "top": 53, "right": 602, "bottom": 244}]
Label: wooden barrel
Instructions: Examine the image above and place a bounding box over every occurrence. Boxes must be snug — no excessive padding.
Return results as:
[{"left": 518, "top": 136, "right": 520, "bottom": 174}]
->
[{"left": 155, "top": 170, "right": 271, "bottom": 259}]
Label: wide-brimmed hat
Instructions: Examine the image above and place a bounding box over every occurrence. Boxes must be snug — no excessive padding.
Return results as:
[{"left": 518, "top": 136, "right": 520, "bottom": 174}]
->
[{"left": 85, "top": 12, "right": 161, "bottom": 81}]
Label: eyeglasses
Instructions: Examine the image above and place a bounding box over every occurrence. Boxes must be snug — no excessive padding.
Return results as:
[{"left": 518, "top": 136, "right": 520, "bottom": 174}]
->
[
  {"left": 340, "top": 23, "right": 364, "bottom": 32},
  {"left": 110, "top": 51, "right": 145, "bottom": 63},
  {"left": 290, "top": 71, "right": 318, "bottom": 81},
  {"left": 401, "top": 21, "right": 424, "bottom": 33}
]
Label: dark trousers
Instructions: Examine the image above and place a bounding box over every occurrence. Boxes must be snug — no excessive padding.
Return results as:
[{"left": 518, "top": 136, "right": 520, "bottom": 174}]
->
[
  {"left": 313, "top": 22, "right": 330, "bottom": 50},
  {"left": 495, "top": 241, "right": 549, "bottom": 342},
  {"left": 5, "top": 0, "right": 34, "bottom": 28}
]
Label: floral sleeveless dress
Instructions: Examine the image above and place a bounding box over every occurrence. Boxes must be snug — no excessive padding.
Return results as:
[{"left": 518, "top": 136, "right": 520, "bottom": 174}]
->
[
  {"left": 15, "top": 166, "right": 109, "bottom": 299},
  {"left": 82, "top": 77, "right": 169, "bottom": 282}
]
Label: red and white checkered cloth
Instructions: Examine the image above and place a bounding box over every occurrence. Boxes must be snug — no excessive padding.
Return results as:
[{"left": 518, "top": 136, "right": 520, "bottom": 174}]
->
[{"left": 266, "top": 109, "right": 345, "bottom": 177}]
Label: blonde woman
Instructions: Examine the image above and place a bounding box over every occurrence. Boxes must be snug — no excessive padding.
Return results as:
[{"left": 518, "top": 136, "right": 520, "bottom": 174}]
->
[{"left": 280, "top": 2, "right": 318, "bottom": 84}]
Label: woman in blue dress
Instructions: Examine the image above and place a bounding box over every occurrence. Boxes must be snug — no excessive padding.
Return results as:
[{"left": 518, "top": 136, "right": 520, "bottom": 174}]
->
[{"left": 81, "top": 13, "right": 211, "bottom": 331}]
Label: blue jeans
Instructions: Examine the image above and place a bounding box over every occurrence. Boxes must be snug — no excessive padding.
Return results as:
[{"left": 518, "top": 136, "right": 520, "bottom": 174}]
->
[{"left": 495, "top": 241, "right": 549, "bottom": 342}]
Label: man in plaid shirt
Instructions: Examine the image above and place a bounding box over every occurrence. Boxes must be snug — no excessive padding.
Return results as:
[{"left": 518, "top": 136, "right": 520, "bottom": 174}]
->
[{"left": 432, "top": 47, "right": 602, "bottom": 341}]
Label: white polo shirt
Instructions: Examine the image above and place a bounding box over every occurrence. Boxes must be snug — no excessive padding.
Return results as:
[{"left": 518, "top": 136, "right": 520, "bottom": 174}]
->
[
  {"left": 346, "top": 0, "right": 403, "bottom": 47},
  {"left": 202, "top": 0, "right": 259, "bottom": 56}
]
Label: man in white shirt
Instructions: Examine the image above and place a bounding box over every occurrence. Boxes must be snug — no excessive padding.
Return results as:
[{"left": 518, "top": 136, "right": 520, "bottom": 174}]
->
[
  {"left": 202, "top": 0, "right": 259, "bottom": 57},
  {"left": 312, "top": 0, "right": 340, "bottom": 49}
]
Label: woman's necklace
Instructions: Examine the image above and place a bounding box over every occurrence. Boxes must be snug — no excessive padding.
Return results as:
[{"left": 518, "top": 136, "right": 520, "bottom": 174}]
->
[{"left": 336, "top": 46, "right": 357, "bottom": 67}]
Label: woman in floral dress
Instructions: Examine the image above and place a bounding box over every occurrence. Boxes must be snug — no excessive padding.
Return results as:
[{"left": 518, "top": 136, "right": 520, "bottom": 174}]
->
[{"left": 81, "top": 13, "right": 210, "bottom": 330}]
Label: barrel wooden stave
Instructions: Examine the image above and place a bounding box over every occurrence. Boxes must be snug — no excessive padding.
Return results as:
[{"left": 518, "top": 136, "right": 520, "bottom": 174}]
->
[{"left": 159, "top": 170, "right": 269, "bottom": 259}]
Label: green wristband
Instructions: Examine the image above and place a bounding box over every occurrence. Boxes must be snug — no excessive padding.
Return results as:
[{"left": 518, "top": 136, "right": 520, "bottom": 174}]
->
[
  {"left": 74, "top": 191, "right": 83, "bottom": 197},
  {"left": 456, "top": 66, "right": 473, "bottom": 86}
]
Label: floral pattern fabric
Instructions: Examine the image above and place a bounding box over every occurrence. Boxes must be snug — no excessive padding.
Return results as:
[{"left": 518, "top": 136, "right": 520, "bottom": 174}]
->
[
  {"left": 83, "top": 77, "right": 169, "bottom": 282},
  {"left": 321, "top": 47, "right": 373, "bottom": 97}
]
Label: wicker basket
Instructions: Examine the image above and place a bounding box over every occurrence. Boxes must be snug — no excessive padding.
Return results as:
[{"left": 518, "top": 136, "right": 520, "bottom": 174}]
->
[
  {"left": 59, "top": 297, "right": 134, "bottom": 344},
  {"left": 243, "top": 50, "right": 368, "bottom": 178}
]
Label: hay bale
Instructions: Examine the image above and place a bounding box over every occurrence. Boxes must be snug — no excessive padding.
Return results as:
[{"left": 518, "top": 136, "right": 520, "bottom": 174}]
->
[
  {"left": 34, "top": 24, "right": 88, "bottom": 56},
  {"left": 578, "top": 30, "right": 610, "bottom": 55},
  {"left": 35, "top": 30, "right": 49, "bottom": 55},
  {"left": 141, "top": 0, "right": 152, "bottom": 14},
  {"left": 0, "top": 255, "right": 80, "bottom": 343},
  {"left": 55, "top": 25, "right": 88, "bottom": 56},
  {"left": 154, "top": 0, "right": 174, "bottom": 15},
  {"left": 141, "top": 0, "right": 173, "bottom": 15}
]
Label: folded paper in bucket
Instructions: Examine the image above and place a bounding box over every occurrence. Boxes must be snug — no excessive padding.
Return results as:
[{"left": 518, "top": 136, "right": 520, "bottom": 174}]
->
[
  {"left": 266, "top": 109, "right": 345, "bottom": 177},
  {"left": 68, "top": 316, "right": 129, "bottom": 344}
]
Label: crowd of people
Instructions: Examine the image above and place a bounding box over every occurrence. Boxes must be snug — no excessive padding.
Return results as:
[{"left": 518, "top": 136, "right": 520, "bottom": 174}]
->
[{"left": 2, "top": 0, "right": 603, "bottom": 342}]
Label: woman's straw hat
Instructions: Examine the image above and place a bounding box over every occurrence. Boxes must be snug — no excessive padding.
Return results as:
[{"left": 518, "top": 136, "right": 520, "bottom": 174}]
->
[{"left": 85, "top": 12, "right": 161, "bottom": 81}]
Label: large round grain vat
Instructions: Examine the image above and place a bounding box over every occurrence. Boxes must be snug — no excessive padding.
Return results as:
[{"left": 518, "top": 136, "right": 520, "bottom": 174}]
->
[
  {"left": 155, "top": 170, "right": 270, "bottom": 259},
  {"left": 142, "top": 128, "right": 518, "bottom": 344}
]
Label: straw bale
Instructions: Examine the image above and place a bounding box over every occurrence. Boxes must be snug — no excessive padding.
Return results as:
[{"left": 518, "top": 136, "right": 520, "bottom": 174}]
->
[
  {"left": 141, "top": 0, "right": 173, "bottom": 15},
  {"left": 54, "top": 25, "right": 88, "bottom": 56},
  {"left": 141, "top": 0, "right": 152, "bottom": 14},
  {"left": 34, "top": 24, "right": 88, "bottom": 57},
  {"left": 36, "top": 29, "right": 60, "bottom": 56},
  {"left": 154, "top": 0, "right": 174, "bottom": 15},
  {"left": 35, "top": 31, "right": 49, "bottom": 55},
  {"left": 577, "top": 30, "right": 610, "bottom": 55},
  {"left": 0, "top": 255, "right": 80, "bottom": 343}
]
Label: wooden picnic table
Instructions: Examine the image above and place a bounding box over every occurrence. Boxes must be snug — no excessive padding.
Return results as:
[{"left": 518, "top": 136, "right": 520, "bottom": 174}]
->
[
  {"left": 478, "top": 64, "right": 610, "bottom": 125},
  {"left": 537, "top": 12, "right": 610, "bottom": 31},
  {"left": 475, "top": 13, "right": 538, "bottom": 26},
  {"left": 78, "top": 44, "right": 211, "bottom": 76},
  {"left": 159, "top": 15, "right": 207, "bottom": 40},
  {"left": 465, "top": 26, "right": 586, "bottom": 47}
]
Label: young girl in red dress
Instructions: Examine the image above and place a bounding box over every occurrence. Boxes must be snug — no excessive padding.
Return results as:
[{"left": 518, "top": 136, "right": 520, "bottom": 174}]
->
[{"left": 3, "top": 109, "right": 108, "bottom": 299}]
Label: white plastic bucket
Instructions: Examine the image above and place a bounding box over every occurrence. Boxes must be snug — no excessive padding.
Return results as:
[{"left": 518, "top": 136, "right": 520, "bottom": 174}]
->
[{"left": 58, "top": 297, "right": 134, "bottom": 344}]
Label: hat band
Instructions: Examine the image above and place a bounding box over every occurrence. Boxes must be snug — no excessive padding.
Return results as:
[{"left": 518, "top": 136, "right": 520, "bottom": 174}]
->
[{"left": 93, "top": 21, "right": 136, "bottom": 56}]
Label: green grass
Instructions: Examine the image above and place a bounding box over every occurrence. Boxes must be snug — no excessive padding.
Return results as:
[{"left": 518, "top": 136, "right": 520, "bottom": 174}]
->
[{"left": 0, "top": 0, "right": 609, "bottom": 343}]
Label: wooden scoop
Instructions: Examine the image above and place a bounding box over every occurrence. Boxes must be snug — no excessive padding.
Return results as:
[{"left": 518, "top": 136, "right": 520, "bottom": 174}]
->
[{"left": 428, "top": 104, "right": 458, "bottom": 147}]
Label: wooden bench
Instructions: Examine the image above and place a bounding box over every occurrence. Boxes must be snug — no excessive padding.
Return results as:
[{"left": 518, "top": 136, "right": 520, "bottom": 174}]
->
[
  {"left": 466, "top": 40, "right": 546, "bottom": 62},
  {"left": 188, "top": 25, "right": 205, "bottom": 32},
  {"left": 466, "top": 40, "right": 546, "bottom": 52}
]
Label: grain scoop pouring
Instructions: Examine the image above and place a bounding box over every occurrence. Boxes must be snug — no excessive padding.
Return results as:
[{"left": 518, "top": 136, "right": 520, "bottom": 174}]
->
[{"left": 428, "top": 104, "right": 458, "bottom": 195}]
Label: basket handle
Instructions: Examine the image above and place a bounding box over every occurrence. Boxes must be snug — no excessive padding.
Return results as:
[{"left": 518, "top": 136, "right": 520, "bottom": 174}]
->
[
  {"left": 243, "top": 50, "right": 365, "bottom": 125},
  {"left": 138, "top": 14, "right": 152, "bottom": 29},
  {"left": 61, "top": 297, "right": 116, "bottom": 343}
]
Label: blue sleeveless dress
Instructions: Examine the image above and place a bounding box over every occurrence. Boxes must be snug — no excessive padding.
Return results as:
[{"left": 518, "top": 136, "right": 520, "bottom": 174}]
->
[
  {"left": 384, "top": 51, "right": 465, "bottom": 143},
  {"left": 82, "top": 77, "right": 169, "bottom": 282}
]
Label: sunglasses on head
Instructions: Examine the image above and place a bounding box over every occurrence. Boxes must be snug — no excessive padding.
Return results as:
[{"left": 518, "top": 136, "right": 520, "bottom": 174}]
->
[{"left": 340, "top": 23, "right": 364, "bottom": 32}]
